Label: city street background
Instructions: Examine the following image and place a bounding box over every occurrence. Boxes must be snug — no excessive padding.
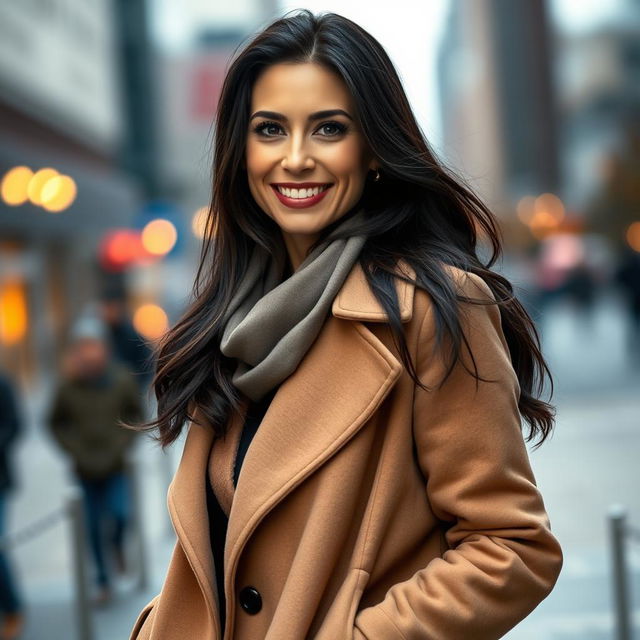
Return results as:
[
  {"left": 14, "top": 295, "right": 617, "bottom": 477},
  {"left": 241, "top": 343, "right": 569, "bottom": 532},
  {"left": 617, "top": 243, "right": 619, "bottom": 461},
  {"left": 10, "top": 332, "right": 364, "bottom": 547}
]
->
[{"left": 1, "top": 0, "right": 639, "bottom": 638}]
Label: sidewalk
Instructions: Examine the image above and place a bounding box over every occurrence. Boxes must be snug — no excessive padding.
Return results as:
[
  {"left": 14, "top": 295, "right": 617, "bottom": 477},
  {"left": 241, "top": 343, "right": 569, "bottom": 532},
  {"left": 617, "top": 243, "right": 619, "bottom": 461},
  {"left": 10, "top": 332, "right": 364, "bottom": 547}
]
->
[
  {"left": 4, "top": 375, "right": 183, "bottom": 640},
  {"left": 5, "top": 291, "right": 640, "bottom": 639},
  {"left": 16, "top": 555, "right": 175, "bottom": 640},
  {"left": 503, "top": 387, "right": 640, "bottom": 639}
]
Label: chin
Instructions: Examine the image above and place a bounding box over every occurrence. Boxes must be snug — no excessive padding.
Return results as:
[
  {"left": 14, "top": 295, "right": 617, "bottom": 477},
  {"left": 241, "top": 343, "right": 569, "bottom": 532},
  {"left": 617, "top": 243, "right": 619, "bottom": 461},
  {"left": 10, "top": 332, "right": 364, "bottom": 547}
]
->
[{"left": 275, "top": 213, "right": 334, "bottom": 235}]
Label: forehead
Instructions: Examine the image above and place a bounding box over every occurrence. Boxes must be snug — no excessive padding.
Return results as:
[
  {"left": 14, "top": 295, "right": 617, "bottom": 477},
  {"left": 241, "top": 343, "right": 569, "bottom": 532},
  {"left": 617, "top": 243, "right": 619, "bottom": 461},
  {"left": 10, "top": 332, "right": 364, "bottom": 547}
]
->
[{"left": 251, "top": 62, "right": 353, "bottom": 112}]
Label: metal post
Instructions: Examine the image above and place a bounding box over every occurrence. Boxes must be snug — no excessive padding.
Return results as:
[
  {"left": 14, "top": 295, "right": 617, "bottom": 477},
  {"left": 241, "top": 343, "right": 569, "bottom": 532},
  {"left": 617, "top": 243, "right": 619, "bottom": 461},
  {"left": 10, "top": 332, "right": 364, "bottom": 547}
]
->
[
  {"left": 66, "top": 487, "right": 93, "bottom": 640},
  {"left": 126, "top": 455, "right": 148, "bottom": 591},
  {"left": 608, "top": 504, "right": 632, "bottom": 640}
]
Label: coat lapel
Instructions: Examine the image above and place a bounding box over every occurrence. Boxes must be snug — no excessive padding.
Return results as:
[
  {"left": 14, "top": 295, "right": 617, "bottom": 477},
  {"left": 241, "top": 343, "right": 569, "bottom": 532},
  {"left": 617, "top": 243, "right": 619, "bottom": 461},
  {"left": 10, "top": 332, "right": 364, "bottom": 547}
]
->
[{"left": 167, "top": 258, "right": 416, "bottom": 632}]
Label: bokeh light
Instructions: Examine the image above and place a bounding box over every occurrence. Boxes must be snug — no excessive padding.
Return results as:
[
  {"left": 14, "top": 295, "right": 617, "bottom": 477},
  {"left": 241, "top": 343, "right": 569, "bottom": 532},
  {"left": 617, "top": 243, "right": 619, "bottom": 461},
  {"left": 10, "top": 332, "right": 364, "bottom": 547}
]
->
[
  {"left": 517, "top": 192, "right": 566, "bottom": 239},
  {"left": 1, "top": 166, "right": 34, "bottom": 206},
  {"left": 100, "top": 229, "right": 144, "bottom": 271},
  {"left": 133, "top": 303, "right": 169, "bottom": 340},
  {"left": 141, "top": 218, "right": 178, "bottom": 255},
  {"left": 41, "top": 174, "right": 77, "bottom": 212},
  {"left": 0, "top": 279, "right": 28, "bottom": 345},
  {"left": 626, "top": 221, "right": 640, "bottom": 252},
  {"left": 27, "top": 168, "right": 59, "bottom": 205}
]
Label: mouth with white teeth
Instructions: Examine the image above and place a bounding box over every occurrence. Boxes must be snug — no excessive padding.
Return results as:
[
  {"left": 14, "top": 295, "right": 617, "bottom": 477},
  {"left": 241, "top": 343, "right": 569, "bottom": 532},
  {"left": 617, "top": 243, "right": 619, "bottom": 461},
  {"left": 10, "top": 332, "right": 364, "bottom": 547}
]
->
[{"left": 270, "top": 183, "right": 334, "bottom": 209}]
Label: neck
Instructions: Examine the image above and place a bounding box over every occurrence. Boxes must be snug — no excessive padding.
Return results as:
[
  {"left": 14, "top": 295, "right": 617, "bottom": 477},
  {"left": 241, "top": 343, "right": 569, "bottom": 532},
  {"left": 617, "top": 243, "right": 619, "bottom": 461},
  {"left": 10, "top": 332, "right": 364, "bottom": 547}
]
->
[{"left": 281, "top": 231, "right": 318, "bottom": 272}]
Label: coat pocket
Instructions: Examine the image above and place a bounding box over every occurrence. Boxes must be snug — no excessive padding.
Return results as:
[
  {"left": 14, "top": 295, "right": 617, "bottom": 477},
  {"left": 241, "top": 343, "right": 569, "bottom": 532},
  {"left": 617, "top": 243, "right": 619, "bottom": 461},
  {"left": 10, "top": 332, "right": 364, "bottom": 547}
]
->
[
  {"left": 349, "top": 569, "right": 369, "bottom": 637},
  {"left": 312, "top": 567, "right": 370, "bottom": 639},
  {"left": 128, "top": 594, "right": 160, "bottom": 640}
]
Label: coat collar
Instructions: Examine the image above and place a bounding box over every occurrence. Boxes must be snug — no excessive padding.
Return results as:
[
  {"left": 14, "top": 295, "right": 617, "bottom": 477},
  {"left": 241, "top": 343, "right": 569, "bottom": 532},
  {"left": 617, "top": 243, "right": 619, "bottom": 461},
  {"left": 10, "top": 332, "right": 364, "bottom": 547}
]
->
[
  {"left": 331, "top": 258, "right": 416, "bottom": 323},
  {"left": 167, "top": 257, "right": 416, "bottom": 637}
]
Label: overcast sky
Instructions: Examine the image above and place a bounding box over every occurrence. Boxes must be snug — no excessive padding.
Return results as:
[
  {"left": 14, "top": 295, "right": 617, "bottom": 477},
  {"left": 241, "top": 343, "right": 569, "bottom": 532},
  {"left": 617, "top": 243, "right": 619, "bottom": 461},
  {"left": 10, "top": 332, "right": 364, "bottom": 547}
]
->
[
  {"left": 150, "top": 0, "right": 450, "bottom": 149},
  {"left": 149, "top": 0, "right": 635, "bottom": 155}
]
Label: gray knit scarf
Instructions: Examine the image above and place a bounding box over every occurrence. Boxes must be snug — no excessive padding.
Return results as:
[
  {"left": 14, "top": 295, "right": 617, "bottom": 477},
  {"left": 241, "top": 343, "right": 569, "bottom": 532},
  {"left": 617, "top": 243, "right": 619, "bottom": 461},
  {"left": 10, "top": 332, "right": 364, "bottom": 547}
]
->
[{"left": 219, "top": 206, "right": 368, "bottom": 402}]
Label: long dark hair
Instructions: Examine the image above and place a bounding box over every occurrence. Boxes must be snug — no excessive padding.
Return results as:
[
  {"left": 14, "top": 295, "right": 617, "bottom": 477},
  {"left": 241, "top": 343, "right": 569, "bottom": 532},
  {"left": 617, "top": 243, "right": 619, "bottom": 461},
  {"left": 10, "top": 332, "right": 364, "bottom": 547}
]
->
[{"left": 125, "top": 9, "right": 555, "bottom": 451}]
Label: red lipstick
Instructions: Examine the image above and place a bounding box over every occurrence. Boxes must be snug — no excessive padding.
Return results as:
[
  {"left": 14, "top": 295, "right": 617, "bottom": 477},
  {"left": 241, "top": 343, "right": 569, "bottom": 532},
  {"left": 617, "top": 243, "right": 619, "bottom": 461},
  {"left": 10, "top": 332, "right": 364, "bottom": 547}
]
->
[{"left": 270, "top": 182, "right": 333, "bottom": 209}]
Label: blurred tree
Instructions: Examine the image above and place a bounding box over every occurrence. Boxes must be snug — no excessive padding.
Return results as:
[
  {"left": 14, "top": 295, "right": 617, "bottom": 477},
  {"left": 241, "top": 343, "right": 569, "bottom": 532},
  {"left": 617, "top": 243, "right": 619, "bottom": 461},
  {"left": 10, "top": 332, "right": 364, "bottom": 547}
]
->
[{"left": 586, "top": 119, "right": 640, "bottom": 253}]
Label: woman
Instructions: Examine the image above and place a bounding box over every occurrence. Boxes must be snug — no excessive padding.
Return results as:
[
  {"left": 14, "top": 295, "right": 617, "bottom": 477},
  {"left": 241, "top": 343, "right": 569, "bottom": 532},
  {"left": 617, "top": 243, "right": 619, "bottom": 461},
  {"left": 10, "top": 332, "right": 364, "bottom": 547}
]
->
[{"left": 128, "top": 9, "right": 563, "bottom": 640}]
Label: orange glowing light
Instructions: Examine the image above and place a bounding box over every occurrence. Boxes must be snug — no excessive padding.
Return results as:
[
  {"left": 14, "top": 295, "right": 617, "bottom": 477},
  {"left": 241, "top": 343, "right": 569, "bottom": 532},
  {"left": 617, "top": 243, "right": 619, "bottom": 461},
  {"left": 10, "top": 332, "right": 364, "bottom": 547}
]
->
[
  {"left": 0, "top": 280, "right": 28, "bottom": 345},
  {"left": 516, "top": 196, "right": 536, "bottom": 225},
  {"left": 27, "top": 168, "right": 59, "bottom": 205},
  {"left": 41, "top": 175, "right": 77, "bottom": 212},
  {"left": 535, "top": 193, "right": 565, "bottom": 224},
  {"left": 141, "top": 219, "right": 178, "bottom": 255},
  {"left": 626, "top": 221, "right": 640, "bottom": 252},
  {"left": 133, "top": 303, "right": 169, "bottom": 340},
  {"left": 1, "top": 166, "right": 34, "bottom": 206},
  {"left": 517, "top": 192, "right": 566, "bottom": 238}
]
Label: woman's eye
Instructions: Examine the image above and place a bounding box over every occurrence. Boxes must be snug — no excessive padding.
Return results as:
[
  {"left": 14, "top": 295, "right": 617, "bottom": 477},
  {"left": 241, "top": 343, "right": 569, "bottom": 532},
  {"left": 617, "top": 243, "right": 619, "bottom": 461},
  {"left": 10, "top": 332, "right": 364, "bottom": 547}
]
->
[
  {"left": 317, "top": 121, "right": 347, "bottom": 136},
  {"left": 252, "top": 120, "right": 347, "bottom": 138},
  {"left": 253, "top": 121, "right": 283, "bottom": 137}
]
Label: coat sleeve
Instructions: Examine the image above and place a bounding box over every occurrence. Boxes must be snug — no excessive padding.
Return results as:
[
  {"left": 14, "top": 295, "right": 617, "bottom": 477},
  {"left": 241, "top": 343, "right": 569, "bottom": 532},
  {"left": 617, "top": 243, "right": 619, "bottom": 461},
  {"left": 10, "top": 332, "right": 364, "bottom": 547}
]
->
[
  {"left": 353, "top": 270, "right": 563, "bottom": 640},
  {"left": 47, "top": 385, "right": 85, "bottom": 461},
  {"left": 117, "top": 370, "right": 145, "bottom": 446}
]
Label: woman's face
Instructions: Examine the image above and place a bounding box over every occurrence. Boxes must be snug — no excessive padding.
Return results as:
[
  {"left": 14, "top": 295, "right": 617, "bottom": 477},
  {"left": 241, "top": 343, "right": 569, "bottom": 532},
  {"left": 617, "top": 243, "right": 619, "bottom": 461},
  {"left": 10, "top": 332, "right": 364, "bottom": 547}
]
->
[{"left": 245, "top": 62, "right": 377, "bottom": 266}]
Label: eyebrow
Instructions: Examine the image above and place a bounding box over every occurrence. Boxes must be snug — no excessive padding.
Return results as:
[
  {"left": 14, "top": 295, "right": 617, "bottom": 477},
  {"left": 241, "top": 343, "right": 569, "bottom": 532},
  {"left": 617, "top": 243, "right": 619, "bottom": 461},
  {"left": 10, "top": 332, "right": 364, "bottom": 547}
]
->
[{"left": 249, "top": 109, "right": 353, "bottom": 122}]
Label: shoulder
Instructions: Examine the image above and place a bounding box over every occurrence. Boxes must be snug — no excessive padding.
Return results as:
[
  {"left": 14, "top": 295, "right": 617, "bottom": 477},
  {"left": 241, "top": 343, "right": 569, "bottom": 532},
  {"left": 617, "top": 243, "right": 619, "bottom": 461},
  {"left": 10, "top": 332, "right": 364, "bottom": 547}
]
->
[
  {"left": 441, "top": 263, "right": 496, "bottom": 301},
  {"left": 411, "top": 263, "right": 498, "bottom": 324},
  {"left": 409, "top": 263, "right": 508, "bottom": 361}
]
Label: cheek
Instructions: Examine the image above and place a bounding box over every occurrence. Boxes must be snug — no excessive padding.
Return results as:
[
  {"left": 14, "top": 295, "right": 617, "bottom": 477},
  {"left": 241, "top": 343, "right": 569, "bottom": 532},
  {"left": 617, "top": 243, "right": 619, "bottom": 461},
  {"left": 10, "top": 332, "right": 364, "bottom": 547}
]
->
[
  {"left": 325, "top": 139, "right": 368, "bottom": 181},
  {"left": 245, "top": 140, "right": 272, "bottom": 182},
  {"left": 245, "top": 142, "right": 273, "bottom": 207}
]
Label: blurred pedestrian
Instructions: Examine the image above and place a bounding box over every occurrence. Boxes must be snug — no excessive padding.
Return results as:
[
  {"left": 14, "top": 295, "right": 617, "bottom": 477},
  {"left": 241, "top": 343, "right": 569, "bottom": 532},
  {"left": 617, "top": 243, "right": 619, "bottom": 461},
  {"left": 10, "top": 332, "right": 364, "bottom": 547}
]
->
[
  {"left": 0, "top": 372, "right": 25, "bottom": 640},
  {"left": 563, "top": 258, "right": 598, "bottom": 332},
  {"left": 97, "top": 293, "right": 154, "bottom": 394},
  {"left": 47, "top": 315, "right": 143, "bottom": 605},
  {"left": 614, "top": 247, "right": 640, "bottom": 358}
]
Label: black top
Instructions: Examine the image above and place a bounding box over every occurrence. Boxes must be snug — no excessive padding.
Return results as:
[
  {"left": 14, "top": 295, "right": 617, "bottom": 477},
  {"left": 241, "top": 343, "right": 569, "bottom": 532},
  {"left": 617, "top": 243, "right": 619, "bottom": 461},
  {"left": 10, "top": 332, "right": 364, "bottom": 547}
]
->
[{"left": 205, "top": 385, "right": 279, "bottom": 636}]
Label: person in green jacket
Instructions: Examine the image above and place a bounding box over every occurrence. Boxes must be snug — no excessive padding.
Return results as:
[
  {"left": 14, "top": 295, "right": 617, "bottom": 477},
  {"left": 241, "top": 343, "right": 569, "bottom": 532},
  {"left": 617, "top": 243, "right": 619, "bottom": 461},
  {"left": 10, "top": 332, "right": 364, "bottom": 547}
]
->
[{"left": 47, "top": 314, "right": 143, "bottom": 605}]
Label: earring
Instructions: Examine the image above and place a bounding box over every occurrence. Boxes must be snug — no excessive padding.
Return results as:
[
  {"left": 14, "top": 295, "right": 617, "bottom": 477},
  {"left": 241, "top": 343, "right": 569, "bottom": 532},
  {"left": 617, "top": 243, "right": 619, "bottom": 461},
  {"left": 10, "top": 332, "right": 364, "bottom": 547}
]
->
[{"left": 374, "top": 168, "right": 380, "bottom": 182}]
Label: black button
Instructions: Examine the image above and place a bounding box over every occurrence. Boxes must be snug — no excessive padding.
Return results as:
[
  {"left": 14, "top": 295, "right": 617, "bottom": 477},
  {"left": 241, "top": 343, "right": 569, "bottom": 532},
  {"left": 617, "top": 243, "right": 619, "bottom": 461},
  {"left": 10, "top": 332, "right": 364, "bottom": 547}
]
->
[{"left": 239, "top": 586, "right": 262, "bottom": 614}]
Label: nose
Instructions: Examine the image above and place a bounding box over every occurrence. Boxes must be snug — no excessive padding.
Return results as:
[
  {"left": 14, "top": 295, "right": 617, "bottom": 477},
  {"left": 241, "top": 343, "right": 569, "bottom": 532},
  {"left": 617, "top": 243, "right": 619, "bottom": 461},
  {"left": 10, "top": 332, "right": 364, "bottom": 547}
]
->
[{"left": 281, "top": 134, "right": 314, "bottom": 172}]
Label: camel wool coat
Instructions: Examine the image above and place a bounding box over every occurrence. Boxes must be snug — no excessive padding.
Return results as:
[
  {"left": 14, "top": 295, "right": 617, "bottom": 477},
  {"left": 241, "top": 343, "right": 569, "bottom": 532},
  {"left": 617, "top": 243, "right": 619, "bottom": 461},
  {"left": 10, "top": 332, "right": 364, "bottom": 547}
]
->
[{"left": 129, "top": 260, "right": 563, "bottom": 640}]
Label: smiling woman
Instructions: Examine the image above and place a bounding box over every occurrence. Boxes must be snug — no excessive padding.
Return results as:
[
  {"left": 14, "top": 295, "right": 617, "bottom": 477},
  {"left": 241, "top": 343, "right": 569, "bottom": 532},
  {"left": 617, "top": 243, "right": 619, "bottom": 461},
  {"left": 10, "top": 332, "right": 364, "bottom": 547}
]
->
[
  {"left": 126, "top": 8, "right": 562, "bottom": 640},
  {"left": 245, "top": 62, "right": 378, "bottom": 270}
]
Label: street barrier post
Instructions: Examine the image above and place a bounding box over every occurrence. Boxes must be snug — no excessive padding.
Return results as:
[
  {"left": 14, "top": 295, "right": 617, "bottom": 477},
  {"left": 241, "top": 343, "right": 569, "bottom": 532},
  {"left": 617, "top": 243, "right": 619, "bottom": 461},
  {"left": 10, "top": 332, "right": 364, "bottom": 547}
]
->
[
  {"left": 126, "top": 455, "right": 149, "bottom": 591},
  {"left": 67, "top": 486, "right": 94, "bottom": 640},
  {"left": 608, "top": 503, "right": 632, "bottom": 640}
]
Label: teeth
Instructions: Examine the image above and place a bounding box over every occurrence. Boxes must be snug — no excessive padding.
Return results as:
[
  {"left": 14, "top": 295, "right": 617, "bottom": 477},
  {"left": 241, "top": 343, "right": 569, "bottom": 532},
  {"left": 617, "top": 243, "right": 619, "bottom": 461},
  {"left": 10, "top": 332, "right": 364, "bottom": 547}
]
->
[{"left": 276, "top": 184, "right": 330, "bottom": 199}]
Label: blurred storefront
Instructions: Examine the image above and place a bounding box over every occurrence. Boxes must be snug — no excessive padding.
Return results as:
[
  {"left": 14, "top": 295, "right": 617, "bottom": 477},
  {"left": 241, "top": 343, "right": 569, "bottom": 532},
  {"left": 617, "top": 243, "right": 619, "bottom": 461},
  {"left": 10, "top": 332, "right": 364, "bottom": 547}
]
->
[
  {"left": 0, "top": 2, "right": 142, "bottom": 387},
  {"left": 0, "top": 0, "right": 284, "bottom": 389}
]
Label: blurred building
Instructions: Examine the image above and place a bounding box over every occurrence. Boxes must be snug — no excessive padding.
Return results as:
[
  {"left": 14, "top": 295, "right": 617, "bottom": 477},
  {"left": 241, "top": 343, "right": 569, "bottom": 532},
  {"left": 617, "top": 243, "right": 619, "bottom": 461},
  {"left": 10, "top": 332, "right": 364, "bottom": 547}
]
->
[
  {"left": 0, "top": 2, "right": 143, "bottom": 386},
  {"left": 0, "top": 0, "right": 285, "bottom": 389},
  {"left": 552, "top": 1, "right": 640, "bottom": 253},
  {"left": 148, "top": 0, "right": 279, "bottom": 309},
  {"left": 437, "top": 0, "right": 560, "bottom": 222},
  {"left": 436, "top": 0, "right": 640, "bottom": 293}
]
